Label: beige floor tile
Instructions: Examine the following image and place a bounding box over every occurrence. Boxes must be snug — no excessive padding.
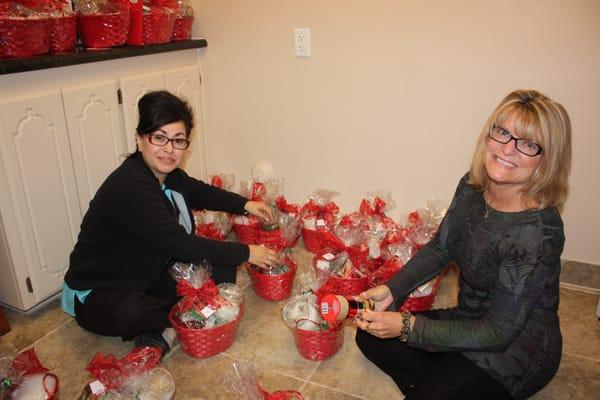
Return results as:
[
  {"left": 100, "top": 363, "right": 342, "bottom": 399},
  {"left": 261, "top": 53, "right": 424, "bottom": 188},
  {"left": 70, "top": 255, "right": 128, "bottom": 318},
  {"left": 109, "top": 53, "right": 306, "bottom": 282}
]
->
[
  {"left": 530, "top": 352, "right": 600, "bottom": 399},
  {"left": 558, "top": 288, "right": 600, "bottom": 360},
  {"left": 0, "top": 298, "right": 71, "bottom": 355},
  {"left": 300, "top": 381, "right": 378, "bottom": 399}
]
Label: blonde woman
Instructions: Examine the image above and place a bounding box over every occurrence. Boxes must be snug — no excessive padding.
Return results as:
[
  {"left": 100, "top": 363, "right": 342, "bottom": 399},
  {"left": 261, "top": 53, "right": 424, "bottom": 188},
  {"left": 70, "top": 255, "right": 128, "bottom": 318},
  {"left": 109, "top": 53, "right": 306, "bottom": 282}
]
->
[{"left": 356, "top": 89, "right": 571, "bottom": 400}]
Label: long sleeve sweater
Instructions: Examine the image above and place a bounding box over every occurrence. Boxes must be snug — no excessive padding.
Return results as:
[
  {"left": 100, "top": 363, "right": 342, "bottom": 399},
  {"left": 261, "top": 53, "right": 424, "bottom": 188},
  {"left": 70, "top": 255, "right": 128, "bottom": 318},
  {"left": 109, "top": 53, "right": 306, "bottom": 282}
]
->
[
  {"left": 65, "top": 152, "right": 250, "bottom": 291},
  {"left": 387, "top": 175, "right": 564, "bottom": 400}
]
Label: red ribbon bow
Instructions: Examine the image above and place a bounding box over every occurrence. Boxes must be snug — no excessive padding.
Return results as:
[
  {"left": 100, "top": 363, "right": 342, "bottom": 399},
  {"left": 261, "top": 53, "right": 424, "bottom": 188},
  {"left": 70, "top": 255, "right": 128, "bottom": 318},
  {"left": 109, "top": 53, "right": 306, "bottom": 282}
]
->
[{"left": 211, "top": 175, "right": 223, "bottom": 188}]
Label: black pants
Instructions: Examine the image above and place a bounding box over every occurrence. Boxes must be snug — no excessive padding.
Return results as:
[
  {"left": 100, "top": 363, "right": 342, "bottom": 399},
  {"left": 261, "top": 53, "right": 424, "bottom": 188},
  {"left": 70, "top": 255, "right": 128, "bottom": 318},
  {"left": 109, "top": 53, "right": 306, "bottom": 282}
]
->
[
  {"left": 355, "top": 329, "right": 514, "bottom": 400},
  {"left": 74, "top": 265, "right": 237, "bottom": 341}
]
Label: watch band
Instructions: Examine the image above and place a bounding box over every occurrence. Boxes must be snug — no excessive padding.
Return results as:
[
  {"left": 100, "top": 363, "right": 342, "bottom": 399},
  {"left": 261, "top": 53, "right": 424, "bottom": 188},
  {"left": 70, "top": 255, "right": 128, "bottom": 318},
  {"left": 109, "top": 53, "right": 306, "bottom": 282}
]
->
[{"left": 398, "top": 311, "right": 412, "bottom": 342}]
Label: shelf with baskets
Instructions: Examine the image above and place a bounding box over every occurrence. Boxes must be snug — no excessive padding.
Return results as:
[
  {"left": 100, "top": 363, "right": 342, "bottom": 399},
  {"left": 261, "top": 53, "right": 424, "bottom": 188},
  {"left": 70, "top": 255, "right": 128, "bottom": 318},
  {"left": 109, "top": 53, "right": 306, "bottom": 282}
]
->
[{"left": 0, "top": 38, "right": 207, "bottom": 75}]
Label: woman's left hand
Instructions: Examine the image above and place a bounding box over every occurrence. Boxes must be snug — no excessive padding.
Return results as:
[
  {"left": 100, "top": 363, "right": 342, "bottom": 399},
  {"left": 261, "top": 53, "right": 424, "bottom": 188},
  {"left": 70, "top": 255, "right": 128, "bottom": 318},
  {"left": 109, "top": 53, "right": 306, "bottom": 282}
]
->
[
  {"left": 356, "top": 309, "right": 414, "bottom": 339},
  {"left": 244, "top": 201, "right": 273, "bottom": 221}
]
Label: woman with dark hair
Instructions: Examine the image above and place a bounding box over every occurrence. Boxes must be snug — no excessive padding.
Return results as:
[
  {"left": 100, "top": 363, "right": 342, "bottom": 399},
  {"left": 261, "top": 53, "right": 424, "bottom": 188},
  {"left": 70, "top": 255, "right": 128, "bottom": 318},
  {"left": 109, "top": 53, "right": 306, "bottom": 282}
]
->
[
  {"left": 355, "top": 89, "right": 572, "bottom": 400},
  {"left": 62, "top": 90, "right": 277, "bottom": 355}
]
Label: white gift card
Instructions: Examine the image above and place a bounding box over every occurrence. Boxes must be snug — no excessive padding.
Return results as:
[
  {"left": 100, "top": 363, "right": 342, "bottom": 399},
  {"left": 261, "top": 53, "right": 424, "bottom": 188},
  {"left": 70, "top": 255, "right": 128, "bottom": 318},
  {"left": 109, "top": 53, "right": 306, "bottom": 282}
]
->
[
  {"left": 323, "top": 253, "right": 335, "bottom": 260},
  {"left": 200, "top": 305, "right": 217, "bottom": 319},
  {"left": 316, "top": 260, "right": 330, "bottom": 271},
  {"left": 89, "top": 380, "right": 106, "bottom": 395},
  {"left": 316, "top": 219, "right": 326, "bottom": 227}
]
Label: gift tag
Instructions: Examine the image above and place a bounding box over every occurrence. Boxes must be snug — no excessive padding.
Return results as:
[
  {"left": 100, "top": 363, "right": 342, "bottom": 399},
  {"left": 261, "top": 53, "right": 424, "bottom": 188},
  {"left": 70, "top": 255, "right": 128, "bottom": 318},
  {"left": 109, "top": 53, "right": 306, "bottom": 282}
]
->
[
  {"left": 323, "top": 253, "right": 335, "bottom": 261},
  {"left": 316, "top": 219, "right": 326, "bottom": 227},
  {"left": 89, "top": 380, "right": 106, "bottom": 395},
  {"left": 200, "top": 305, "right": 217, "bottom": 319},
  {"left": 316, "top": 260, "right": 330, "bottom": 271},
  {"left": 302, "top": 217, "right": 316, "bottom": 229}
]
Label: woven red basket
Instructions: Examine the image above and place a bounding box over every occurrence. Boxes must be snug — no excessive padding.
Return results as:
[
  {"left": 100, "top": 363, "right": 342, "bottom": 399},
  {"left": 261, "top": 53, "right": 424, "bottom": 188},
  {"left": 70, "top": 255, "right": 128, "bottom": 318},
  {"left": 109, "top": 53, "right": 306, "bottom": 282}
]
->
[
  {"left": 79, "top": 11, "right": 130, "bottom": 49},
  {"left": 400, "top": 274, "right": 443, "bottom": 312},
  {"left": 233, "top": 218, "right": 260, "bottom": 244},
  {"left": 301, "top": 227, "right": 322, "bottom": 253},
  {"left": 293, "top": 319, "right": 344, "bottom": 360},
  {"left": 49, "top": 14, "right": 77, "bottom": 53},
  {"left": 246, "top": 257, "right": 297, "bottom": 301},
  {"left": 0, "top": 17, "right": 50, "bottom": 58},
  {"left": 143, "top": 8, "right": 176, "bottom": 44},
  {"left": 171, "top": 16, "right": 193, "bottom": 41},
  {"left": 168, "top": 303, "right": 244, "bottom": 358},
  {"left": 313, "top": 252, "right": 369, "bottom": 297}
]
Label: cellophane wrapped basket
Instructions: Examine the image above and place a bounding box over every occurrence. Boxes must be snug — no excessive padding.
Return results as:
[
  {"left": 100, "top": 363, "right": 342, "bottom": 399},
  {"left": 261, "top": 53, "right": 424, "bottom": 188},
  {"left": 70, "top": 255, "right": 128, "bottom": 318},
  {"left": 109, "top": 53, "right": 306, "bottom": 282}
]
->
[
  {"left": 399, "top": 274, "right": 443, "bottom": 312},
  {"left": 171, "top": 15, "right": 192, "bottom": 40},
  {"left": 0, "top": 16, "right": 50, "bottom": 58},
  {"left": 169, "top": 303, "right": 244, "bottom": 358},
  {"left": 313, "top": 249, "right": 369, "bottom": 298},
  {"left": 0, "top": 348, "right": 59, "bottom": 399},
  {"left": 300, "top": 189, "right": 340, "bottom": 253},
  {"left": 142, "top": 2, "right": 176, "bottom": 45},
  {"left": 78, "top": 0, "right": 130, "bottom": 49},
  {"left": 49, "top": 13, "right": 76, "bottom": 52},
  {"left": 292, "top": 319, "right": 344, "bottom": 361},
  {"left": 246, "top": 253, "right": 297, "bottom": 301},
  {"left": 232, "top": 215, "right": 260, "bottom": 244}
]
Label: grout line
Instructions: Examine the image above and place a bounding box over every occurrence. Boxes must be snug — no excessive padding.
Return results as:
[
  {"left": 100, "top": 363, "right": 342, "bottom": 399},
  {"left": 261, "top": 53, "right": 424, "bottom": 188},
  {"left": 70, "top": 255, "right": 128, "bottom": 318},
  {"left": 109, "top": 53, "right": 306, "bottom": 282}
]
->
[
  {"left": 563, "top": 351, "right": 600, "bottom": 363},
  {"left": 559, "top": 282, "right": 600, "bottom": 295},
  {"left": 24, "top": 316, "right": 76, "bottom": 351},
  {"left": 296, "top": 380, "right": 372, "bottom": 399}
]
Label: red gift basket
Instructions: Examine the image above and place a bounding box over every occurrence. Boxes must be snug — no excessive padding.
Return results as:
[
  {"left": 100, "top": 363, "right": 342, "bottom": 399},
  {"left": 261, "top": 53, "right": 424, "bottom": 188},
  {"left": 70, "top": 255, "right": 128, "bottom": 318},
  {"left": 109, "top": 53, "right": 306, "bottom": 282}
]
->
[
  {"left": 233, "top": 216, "right": 260, "bottom": 244},
  {"left": 313, "top": 250, "right": 369, "bottom": 297},
  {"left": 142, "top": 5, "right": 175, "bottom": 44},
  {"left": 79, "top": 8, "right": 130, "bottom": 49},
  {"left": 399, "top": 274, "right": 443, "bottom": 312},
  {"left": 169, "top": 303, "right": 244, "bottom": 358},
  {"left": 0, "top": 16, "right": 51, "bottom": 58},
  {"left": 292, "top": 319, "right": 344, "bottom": 361},
  {"left": 246, "top": 256, "right": 297, "bottom": 301},
  {"left": 171, "top": 15, "right": 192, "bottom": 41},
  {"left": 49, "top": 14, "right": 76, "bottom": 52}
]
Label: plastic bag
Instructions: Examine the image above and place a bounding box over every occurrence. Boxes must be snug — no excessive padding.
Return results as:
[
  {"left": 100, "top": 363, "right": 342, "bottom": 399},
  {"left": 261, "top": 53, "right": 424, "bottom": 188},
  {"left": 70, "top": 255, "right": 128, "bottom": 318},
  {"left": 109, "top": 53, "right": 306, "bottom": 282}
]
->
[
  {"left": 0, "top": 348, "right": 59, "bottom": 400},
  {"left": 225, "top": 360, "right": 304, "bottom": 400}
]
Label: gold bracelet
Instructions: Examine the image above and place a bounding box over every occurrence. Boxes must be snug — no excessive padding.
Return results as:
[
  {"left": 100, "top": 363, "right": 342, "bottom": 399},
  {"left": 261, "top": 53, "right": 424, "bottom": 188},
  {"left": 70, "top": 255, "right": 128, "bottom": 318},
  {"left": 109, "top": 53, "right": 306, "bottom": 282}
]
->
[{"left": 398, "top": 311, "right": 412, "bottom": 342}]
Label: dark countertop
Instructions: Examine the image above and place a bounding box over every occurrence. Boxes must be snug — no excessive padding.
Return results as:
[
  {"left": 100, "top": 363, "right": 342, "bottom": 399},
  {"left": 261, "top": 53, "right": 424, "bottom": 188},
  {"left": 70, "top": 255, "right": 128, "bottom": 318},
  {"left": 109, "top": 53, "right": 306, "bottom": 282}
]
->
[{"left": 0, "top": 39, "right": 207, "bottom": 75}]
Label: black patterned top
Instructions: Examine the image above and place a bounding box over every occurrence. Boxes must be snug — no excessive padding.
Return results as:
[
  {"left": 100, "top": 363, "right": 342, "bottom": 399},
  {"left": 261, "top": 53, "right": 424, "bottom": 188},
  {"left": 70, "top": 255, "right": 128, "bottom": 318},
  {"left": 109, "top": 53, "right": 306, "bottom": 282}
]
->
[{"left": 387, "top": 175, "right": 563, "bottom": 399}]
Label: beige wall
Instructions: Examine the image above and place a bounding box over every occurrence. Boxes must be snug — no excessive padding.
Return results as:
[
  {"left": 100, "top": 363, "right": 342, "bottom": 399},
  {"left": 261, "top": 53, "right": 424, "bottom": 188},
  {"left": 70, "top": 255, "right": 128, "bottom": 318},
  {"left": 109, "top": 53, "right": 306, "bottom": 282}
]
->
[{"left": 193, "top": 0, "right": 600, "bottom": 264}]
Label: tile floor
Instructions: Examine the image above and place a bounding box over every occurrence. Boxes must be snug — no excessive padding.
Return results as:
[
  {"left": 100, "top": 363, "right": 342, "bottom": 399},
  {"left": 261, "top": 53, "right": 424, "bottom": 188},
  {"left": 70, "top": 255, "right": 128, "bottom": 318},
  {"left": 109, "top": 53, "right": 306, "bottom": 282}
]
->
[{"left": 1, "top": 243, "right": 599, "bottom": 399}]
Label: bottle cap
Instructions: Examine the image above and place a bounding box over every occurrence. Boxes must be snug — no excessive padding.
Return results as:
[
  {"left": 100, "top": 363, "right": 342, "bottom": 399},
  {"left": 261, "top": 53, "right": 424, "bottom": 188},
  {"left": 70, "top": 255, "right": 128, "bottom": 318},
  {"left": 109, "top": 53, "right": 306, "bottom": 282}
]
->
[{"left": 319, "top": 294, "right": 349, "bottom": 322}]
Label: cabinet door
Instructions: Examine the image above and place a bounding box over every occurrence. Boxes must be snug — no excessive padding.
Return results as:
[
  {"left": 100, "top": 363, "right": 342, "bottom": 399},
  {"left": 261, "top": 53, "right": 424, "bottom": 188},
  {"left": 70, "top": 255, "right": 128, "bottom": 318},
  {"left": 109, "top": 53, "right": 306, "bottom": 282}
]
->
[
  {"left": 62, "top": 81, "right": 126, "bottom": 214},
  {"left": 165, "top": 65, "right": 207, "bottom": 180},
  {"left": 120, "top": 72, "right": 166, "bottom": 153},
  {"left": 0, "top": 92, "right": 80, "bottom": 309}
]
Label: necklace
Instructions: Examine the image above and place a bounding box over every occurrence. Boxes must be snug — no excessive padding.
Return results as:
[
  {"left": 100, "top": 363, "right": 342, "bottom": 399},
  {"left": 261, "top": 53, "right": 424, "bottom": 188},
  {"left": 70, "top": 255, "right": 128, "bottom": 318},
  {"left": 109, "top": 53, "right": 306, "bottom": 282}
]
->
[{"left": 484, "top": 201, "right": 491, "bottom": 218}]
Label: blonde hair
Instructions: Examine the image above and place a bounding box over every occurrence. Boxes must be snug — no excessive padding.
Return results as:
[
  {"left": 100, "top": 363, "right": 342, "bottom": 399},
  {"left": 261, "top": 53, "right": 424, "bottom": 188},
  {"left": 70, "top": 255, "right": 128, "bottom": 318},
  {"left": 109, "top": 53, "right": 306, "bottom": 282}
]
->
[{"left": 468, "top": 89, "right": 572, "bottom": 211}]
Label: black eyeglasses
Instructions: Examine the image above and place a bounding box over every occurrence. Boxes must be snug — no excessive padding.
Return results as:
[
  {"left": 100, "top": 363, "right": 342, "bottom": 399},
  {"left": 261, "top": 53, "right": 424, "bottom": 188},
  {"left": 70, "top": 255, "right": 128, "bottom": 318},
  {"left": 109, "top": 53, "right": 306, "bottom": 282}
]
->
[
  {"left": 489, "top": 125, "right": 543, "bottom": 157},
  {"left": 146, "top": 132, "right": 190, "bottom": 150}
]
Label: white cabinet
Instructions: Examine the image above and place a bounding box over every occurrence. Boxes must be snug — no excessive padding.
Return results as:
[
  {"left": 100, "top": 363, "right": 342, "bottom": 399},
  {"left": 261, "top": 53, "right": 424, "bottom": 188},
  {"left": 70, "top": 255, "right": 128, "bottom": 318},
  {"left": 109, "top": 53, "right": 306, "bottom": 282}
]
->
[
  {"left": 0, "top": 82, "right": 125, "bottom": 311},
  {"left": 0, "top": 64, "right": 205, "bottom": 311}
]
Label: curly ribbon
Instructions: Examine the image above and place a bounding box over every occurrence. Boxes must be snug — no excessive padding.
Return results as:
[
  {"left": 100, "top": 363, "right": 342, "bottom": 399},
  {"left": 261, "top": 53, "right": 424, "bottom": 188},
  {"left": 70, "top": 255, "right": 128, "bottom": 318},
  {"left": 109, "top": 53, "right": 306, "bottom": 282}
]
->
[
  {"left": 301, "top": 200, "right": 339, "bottom": 225},
  {"left": 359, "top": 197, "right": 387, "bottom": 217},
  {"left": 87, "top": 347, "right": 162, "bottom": 391},
  {"left": 275, "top": 196, "right": 300, "bottom": 215},
  {"left": 211, "top": 175, "right": 223, "bottom": 188},
  {"left": 251, "top": 182, "right": 267, "bottom": 201},
  {"left": 260, "top": 387, "right": 304, "bottom": 400}
]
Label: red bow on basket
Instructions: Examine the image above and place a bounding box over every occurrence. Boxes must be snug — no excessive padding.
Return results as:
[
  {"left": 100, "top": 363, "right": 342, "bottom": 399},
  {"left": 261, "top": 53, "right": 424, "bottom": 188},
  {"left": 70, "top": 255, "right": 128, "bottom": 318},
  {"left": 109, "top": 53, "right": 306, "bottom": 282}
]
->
[
  {"left": 251, "top": 182, "right": 267, "bottom": 201},
  {"left": 86, "top": 347, "right": 162, "bottom": 391},
  {"left": 276, "top": 196, "right": 300, "bottom": 216},
  {"left": 175, "top": 278, "right": 221, "bottom": 312},
  {"left": 301, "top": 199, "right": 339, "bottom": 225},
  {"left": 211, "top": 175, "right": 223, "bottom": 188},
  {"left": 359, "top": 197, "right": 387, "bottom": 217},
  {"left": 260, "top": 387, "right": 304, "bottom": 400}
]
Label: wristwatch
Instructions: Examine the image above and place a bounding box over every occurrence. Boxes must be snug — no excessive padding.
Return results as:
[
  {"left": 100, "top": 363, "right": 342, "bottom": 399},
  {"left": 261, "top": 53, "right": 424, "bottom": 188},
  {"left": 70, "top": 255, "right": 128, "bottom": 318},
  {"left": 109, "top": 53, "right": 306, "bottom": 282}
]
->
[{"left": 398, "top": 311, "right": 412, "bottom": 342}]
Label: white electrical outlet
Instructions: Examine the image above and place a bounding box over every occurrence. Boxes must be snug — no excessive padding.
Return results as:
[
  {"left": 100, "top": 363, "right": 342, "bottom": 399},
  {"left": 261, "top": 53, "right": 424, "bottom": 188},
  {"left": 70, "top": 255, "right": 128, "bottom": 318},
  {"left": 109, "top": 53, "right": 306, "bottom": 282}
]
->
[{"left": 294, "top": 28, "right": 311, "bottom": 57}]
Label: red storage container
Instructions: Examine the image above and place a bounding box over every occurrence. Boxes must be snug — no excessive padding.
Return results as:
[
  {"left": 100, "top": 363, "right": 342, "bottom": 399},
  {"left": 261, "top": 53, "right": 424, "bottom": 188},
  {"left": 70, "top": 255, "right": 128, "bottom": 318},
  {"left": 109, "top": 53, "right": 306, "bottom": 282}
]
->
[
  {"left": 0, "top": 16, "right": 50, "bottom": 58},
  {"left": 142, "top": 7, "right": 175, "bottom": 44}
]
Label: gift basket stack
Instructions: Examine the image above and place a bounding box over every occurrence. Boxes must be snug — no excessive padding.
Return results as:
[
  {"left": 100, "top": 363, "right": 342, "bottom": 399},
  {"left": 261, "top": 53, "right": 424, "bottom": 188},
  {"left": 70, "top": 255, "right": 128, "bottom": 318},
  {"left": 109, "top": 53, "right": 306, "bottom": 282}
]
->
[
  {"left": 140, "top": 0, "right": 176, "bottom": 45},
  {"left": 0, "top": 0, "right": 76, "bottom": 58},
  {"left": 0, "top": 348, "right": 59, "bottom": 400},
  {"left": 226, "top": 360, "right": 304, "bottom": 400},
  {"left": 78, "top": 347, "right": 175, "bottom": 400},
  {"left": 282, "top": 291, "right": 344, "bottom": 361},
  {"left": 194, "top": 173, "right": 235, "bottom": 240},
  {"left": 246, "top": 249, "right": 297, "bottom": 301},
  {"left": 167, "top": 261, "right": 244, "bottom": 358},
  {"left": 299, "top": 189, "right": 340, "bottom": 253}
]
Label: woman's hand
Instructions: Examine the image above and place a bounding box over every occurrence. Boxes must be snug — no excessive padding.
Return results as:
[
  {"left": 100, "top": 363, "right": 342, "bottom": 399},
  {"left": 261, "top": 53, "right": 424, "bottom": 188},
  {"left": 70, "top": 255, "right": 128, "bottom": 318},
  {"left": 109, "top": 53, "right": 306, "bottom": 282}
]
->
[
  {"left": 356, "top": 309, "right": 413, "bottom": 339},
  {"left": 247, "top": 244, "right": 277, "bottom": 269},
  {"left": 359, "top": 285, "right": 394, "bottom": 311},
  {"left": 244, "top": 201, "right": 273, "bottom": 221}
]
